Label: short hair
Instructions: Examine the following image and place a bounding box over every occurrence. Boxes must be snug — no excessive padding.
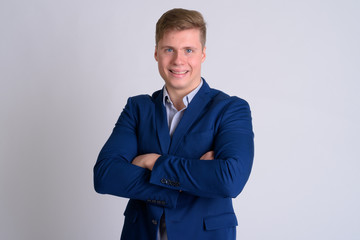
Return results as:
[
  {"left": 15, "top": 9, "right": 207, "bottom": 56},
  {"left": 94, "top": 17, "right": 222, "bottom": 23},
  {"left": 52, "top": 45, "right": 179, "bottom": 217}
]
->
[{"left": 155, "top": 8, "right": 207, "bottom": 48}]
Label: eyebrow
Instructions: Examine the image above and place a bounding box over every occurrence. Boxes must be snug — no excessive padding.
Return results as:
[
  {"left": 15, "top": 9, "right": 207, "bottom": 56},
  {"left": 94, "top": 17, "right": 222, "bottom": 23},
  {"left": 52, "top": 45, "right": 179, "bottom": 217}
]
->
[{"left": 160, "top": 46, "right": 198, "bottom": 50}]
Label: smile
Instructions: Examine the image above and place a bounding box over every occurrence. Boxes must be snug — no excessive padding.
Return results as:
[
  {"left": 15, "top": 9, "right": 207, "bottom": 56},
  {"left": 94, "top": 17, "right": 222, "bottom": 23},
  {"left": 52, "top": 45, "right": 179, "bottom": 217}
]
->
[{"left": 169, "top": 70, "right": 189, "bottom": 74}]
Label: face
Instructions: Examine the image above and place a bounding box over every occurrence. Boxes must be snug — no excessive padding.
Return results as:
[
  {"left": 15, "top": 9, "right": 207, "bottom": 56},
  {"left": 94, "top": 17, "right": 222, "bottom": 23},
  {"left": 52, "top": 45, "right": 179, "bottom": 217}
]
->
[{"left": 155, "top": 29, "right": 206, "bottom": 96}]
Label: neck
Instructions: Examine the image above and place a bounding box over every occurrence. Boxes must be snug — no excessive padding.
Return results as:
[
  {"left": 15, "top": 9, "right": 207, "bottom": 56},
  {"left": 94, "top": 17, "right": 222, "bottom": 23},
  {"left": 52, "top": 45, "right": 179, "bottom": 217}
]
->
[
  {"left": 165, "top": 79, "right": 201, "bottom": 111},
  {"left": 165, "top": 89, "right": 186, "bottom": 110},
  {"left": 171, "top": 95, "right": 186, "bottom": 111}
]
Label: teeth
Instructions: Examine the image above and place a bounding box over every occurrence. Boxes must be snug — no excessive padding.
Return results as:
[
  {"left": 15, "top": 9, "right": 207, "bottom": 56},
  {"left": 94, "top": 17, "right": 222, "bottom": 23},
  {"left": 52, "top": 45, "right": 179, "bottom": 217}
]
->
[{"left": 171, "top": 70, "right": 187, "bottom": 74}]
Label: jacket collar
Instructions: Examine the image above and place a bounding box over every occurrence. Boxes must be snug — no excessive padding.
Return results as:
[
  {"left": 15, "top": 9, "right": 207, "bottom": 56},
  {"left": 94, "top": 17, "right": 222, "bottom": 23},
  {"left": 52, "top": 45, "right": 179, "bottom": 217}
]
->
[{"left": 154, "top": 78, "right": 212, "bottom": 154}]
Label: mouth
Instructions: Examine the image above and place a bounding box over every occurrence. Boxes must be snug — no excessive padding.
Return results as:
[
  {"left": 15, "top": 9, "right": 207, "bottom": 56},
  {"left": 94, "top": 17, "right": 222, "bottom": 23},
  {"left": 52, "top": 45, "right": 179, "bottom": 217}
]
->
[
  {"left": 169, "top": 70, "right": 189, "bottom": 78},
  {"left": 169, "top": 70, "right": 189, "bottom": 75}
]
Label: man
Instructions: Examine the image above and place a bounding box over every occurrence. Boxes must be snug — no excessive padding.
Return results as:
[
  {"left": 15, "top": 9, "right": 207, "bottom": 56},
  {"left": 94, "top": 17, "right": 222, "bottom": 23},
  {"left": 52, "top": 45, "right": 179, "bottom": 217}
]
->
[{"left": 94, "top": 8, "right": 254, "bottom": 240}]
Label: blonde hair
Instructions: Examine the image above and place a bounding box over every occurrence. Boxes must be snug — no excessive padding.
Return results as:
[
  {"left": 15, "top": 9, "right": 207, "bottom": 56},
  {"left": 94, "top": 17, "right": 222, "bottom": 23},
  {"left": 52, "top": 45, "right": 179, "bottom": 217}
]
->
[{"left": 155, "top": 8, "right": 206, "bottom": 48}]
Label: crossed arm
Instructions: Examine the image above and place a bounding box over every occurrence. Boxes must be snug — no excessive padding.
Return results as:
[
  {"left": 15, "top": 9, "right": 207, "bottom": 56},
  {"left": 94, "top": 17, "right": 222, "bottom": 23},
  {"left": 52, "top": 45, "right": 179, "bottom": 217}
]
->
[
  {"left": 132, "top": 151, "right": 214, "bottom": 170},
  {"left": 94, "top": 96, "right": 253, "bottom": 207}
]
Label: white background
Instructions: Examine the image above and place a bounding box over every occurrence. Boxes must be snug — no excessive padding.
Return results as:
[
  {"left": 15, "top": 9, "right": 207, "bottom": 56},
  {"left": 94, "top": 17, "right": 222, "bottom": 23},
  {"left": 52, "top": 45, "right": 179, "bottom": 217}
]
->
[{"left": 1, "top": 0, "right": 359, "bottom": 239}]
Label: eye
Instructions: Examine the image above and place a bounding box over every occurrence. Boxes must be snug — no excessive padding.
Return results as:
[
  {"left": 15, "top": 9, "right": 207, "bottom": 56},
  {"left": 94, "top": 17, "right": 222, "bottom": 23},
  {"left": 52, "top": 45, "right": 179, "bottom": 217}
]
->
[
  {"left": 186, "top": 49, "right": 193, "bottom": 53},
  {"left": 165, "top": 48, "right": 173, "bottom": 53}
]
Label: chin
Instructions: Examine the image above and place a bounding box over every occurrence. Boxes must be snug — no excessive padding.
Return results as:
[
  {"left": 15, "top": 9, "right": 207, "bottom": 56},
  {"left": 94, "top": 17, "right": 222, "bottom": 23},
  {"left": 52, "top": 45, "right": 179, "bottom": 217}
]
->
[
  {"left": 167, "top": 84, "right": 186, "bottom": 91},
  {"left": 166, "top": 79, "right": 188, "bottom": 89}
]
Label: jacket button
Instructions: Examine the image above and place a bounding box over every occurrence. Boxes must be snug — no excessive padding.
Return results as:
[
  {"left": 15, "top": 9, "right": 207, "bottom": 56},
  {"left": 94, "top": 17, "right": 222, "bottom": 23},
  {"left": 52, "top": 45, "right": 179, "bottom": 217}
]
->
[{"left": 152, "top": 219, "right": 157, "bottom": 225}]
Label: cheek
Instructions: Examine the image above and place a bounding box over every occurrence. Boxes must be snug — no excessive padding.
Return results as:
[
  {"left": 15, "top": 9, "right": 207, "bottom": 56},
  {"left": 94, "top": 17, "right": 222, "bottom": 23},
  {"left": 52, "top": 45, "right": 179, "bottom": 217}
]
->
[
  {"left": 189, "top": 58, "right": 202, "bottom": 69},
  {"left": 158, "top": 57, "right": 170, "bottom": 68},
  {"left": 158, "top": 60, "right": 170, "bottom": 75},
  {"left": 157, "top": 59, "right": 165, "bottom": 70}
]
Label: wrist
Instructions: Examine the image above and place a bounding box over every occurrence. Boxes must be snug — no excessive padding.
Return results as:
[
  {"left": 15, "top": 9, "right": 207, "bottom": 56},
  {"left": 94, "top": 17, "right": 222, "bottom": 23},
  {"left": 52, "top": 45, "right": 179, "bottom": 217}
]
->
[{"left": 147, "top": 154, "right": 160, "bottom": 170}]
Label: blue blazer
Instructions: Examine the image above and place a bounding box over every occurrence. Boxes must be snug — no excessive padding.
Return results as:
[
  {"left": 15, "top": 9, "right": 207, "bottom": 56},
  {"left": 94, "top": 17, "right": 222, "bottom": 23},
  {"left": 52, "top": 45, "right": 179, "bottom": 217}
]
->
[{"left": 94, "top": 79, "right": 254, "bottom": 240}]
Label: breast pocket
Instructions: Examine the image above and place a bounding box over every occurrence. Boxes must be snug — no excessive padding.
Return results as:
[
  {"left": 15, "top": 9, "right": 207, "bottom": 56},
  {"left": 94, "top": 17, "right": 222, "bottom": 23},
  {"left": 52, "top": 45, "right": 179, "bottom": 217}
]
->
[{"left": 180, "top": 130, "right": 214, "bottom": 158}]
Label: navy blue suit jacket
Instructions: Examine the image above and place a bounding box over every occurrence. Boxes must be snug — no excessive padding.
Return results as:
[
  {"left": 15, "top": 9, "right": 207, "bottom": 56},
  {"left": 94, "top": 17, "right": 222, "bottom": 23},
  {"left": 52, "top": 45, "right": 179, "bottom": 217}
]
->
[{"left": 94, "top": 79, "right": 254, "bottom": 240}]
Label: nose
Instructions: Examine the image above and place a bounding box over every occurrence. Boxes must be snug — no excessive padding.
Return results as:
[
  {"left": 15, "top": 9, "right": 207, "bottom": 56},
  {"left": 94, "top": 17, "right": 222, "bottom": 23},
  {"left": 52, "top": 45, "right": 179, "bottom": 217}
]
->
[{"left": 172, "top": 52, "right": 184, "bottom": 65}]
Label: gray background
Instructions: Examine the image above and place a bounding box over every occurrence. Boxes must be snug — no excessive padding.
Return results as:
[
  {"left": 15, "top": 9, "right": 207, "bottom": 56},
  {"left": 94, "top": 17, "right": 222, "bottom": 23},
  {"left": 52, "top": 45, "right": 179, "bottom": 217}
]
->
[{"left": 1, "top": 0, "right": 359, "bottom": 239}]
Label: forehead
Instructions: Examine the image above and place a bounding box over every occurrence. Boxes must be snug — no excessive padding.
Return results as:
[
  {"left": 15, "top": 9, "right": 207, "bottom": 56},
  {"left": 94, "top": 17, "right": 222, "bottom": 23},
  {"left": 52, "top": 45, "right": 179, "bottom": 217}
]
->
[{"left": 158, "top": 29, "right": 202, "bottom": 46}]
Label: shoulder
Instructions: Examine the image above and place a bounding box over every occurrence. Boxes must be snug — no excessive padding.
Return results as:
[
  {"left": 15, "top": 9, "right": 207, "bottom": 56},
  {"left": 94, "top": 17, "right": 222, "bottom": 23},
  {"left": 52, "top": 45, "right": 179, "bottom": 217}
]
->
[
  {"left": 126, "top": 90, "right": 160, "bottom": 107},
  {"left": 122, "top": 89, "right": 162, "bottom": 117},
  {"left": 120, "top": 93, "right": 158, "bottom": 123},
  {"left": 208, "top": 88, "right": 251, "bottom": 110},
  {"left": 128, "top": 94, "right": 153, "bottom": 104},
  {"left": 207, "top": 88, "right": 253, "bottom": 135}
]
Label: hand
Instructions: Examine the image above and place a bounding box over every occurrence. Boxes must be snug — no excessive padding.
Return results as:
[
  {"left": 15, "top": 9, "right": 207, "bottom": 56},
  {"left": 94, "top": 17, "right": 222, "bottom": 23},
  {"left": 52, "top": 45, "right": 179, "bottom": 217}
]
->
[
  {"left": 132, "top": 153, "right": 161, "bottom": 170},
  {"left": 200, "top": 151, "right": 214, "bottom": 160}
]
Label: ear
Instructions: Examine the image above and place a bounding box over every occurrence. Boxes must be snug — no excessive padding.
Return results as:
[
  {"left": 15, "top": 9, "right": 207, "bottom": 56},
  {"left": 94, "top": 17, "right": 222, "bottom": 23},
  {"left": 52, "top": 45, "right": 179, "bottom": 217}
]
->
[
  {"left": 154, "top": 46, "right": 158, "bottom": 61},
  {"left": 201, "top": 46, "right": 206, "bottom": 63}
]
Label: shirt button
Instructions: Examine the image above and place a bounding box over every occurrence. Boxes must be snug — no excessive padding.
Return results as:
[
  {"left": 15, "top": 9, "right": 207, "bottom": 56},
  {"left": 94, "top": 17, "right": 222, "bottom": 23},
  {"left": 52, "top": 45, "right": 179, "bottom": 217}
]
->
[{"left": 152, "top": 219, "right": 158, "bottom": 225}]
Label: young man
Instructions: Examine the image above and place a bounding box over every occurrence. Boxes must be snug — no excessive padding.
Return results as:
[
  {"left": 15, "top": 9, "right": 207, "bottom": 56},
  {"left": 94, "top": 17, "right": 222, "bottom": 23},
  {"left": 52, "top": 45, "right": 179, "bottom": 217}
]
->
[{"left": 94, "top": 8, "right": 254, "bottom": 240}]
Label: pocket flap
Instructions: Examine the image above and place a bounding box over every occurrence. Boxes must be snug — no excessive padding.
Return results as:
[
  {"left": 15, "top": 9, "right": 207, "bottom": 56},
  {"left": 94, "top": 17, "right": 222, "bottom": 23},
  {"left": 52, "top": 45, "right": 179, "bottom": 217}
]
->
[{"left": 204, "top": 213, "right": 238, "bottom": 230}]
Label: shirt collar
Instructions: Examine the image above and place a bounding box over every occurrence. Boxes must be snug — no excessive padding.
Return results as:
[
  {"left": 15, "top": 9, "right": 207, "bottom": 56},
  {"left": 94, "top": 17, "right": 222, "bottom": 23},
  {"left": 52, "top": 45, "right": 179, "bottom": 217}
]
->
[{"left": 163, "top": 79, "right": 203, "bottom": 107}]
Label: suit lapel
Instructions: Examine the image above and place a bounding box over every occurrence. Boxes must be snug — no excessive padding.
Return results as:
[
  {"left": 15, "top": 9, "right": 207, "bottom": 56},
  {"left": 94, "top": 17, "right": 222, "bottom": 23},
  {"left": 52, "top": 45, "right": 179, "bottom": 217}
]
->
[
  {"left": 169, "top": 81, "right": 212, "bottom": 154},
  {"left": 154, "top": 90, "right": 171, "bottom": 154}
]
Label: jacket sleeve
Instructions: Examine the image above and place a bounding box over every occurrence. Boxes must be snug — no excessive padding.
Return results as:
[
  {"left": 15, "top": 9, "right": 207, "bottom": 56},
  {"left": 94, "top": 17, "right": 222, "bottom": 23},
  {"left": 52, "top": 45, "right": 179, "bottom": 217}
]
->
[
  {"left": 93, "top": 97, "right": 179, "bottom": 208},
  {"left": 149, "top": 97, "right": 254, "bottom": 199}
]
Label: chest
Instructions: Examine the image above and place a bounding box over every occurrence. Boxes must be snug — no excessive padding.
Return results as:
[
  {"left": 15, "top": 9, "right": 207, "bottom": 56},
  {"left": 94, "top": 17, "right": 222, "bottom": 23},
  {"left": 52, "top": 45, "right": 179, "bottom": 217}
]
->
[{"left": 136, "top": 108, "right": 217, "bottom": 159}]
